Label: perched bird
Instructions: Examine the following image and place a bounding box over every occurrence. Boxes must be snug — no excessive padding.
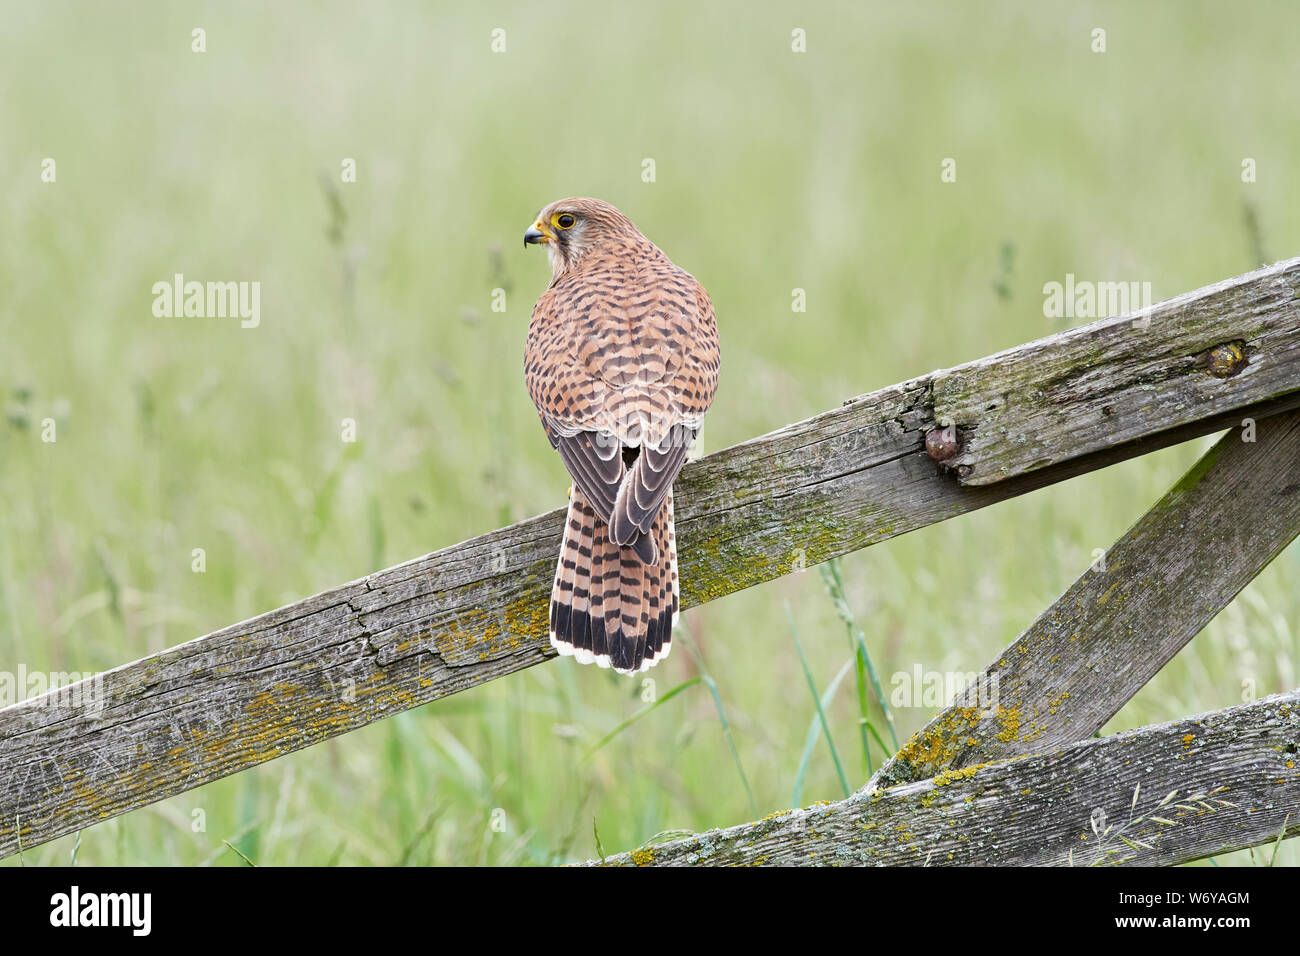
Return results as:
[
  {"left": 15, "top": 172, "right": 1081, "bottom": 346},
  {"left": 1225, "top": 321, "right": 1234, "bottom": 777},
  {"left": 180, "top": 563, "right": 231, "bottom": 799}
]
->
[{"left": 523, "top": 198, "right": 720, "bottom": 674}]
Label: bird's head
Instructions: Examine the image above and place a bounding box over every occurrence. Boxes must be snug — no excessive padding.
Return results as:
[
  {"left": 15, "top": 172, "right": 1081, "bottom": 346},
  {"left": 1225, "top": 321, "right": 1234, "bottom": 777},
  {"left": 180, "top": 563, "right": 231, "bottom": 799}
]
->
[{"left": 524, "top": 197, "right": 643, "bottom": 277}]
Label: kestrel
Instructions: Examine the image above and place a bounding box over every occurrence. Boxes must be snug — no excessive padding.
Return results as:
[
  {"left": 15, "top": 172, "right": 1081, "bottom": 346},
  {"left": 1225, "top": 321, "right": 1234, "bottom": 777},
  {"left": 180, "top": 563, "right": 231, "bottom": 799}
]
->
[{"left": 523, "top": 198, "right": 720, "bottom": 674}]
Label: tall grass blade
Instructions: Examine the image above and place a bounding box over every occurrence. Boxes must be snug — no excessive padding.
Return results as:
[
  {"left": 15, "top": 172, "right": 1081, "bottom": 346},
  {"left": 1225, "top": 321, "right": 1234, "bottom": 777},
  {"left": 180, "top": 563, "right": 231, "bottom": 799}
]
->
[
  {"left": 587, "top": 676, "right": 703, "bottom": 754},
  {"left": 793, "top": 657, "right": 853, "bottom": 807},
  {"left": 821, "top": 559, "right": 899, "bottom": 752},
  {"left": 680, "top": 632, "right": 759, "bottom": 817},
  {"left": 787, "top": 603, "right": 851, "bottom": 799}
]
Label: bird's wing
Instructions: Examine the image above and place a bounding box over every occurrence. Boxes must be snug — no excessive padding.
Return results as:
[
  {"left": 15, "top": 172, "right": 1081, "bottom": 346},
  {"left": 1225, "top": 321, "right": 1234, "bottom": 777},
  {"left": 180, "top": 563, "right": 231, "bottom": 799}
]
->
[
  {"left": 608, "top": 423, "right": 692, "bottom": 546},
  {"left": 538, "top": 415, "right": 624, "bottom": 522},
  {"left": 526, "top": 272, "right": 626, "bottom": 527}
]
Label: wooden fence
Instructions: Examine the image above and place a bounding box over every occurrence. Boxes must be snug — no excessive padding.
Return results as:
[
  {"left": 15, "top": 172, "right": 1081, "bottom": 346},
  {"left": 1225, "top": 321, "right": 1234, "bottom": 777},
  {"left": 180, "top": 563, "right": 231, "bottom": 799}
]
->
[{"left": 3, "top": 257, "right": 1299, "bottom": 865}]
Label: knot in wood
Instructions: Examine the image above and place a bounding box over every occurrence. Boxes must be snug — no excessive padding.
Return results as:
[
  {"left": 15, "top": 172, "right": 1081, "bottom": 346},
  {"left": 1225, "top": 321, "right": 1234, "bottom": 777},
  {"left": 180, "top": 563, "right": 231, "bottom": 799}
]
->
[
  {"left": 925, "top": 426, "right": 959, "bottom": 461},
  {"left": 1207, "top": 343, "right": 1246, "bottom": 378}
]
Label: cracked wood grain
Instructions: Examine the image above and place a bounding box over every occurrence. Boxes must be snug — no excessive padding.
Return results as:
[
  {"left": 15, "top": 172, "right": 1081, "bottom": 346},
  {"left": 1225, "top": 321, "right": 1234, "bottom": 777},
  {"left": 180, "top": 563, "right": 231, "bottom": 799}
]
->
[
  {"left": 872, "top": 409, "right": 1300, "bottom": 789},
  {"left": 2, "top": 263, "right": 1299, "bottom": 859},
  {"left": 587, "top": 691, "right": 1300, "bottom": 866},
  {"left": 936, "top": 256, "right": 1300, "bottom": 486}
]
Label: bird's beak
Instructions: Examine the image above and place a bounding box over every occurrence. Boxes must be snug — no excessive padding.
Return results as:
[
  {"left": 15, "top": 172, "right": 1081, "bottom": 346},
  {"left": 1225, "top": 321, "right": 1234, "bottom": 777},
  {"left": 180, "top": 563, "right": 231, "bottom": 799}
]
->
[{"left": 524, "top": 220, "right": 554, "bottom": 247}]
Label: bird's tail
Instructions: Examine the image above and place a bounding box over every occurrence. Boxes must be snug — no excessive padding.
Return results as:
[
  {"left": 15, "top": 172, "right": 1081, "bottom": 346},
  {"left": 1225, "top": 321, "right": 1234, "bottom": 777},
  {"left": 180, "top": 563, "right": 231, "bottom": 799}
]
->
[{"left": 549, "top": 489, "right": 678, "bottom": 674}]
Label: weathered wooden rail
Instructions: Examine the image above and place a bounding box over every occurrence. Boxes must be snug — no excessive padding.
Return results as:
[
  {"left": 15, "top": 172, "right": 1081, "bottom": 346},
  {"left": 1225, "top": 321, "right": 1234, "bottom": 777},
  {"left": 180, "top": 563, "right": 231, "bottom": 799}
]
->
[
  {"left": 591, "top": 689, "right": 1300, "bottom": 866},
  {"left": 2, "top": 257, "right": 1299, "bottom": 864}
]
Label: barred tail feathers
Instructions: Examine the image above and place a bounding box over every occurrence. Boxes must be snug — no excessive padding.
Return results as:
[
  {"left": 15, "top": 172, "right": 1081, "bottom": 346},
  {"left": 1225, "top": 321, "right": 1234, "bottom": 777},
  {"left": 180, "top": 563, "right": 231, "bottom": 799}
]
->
[{"left": 549, "top": 490, "right": 676, "bottom": 674}]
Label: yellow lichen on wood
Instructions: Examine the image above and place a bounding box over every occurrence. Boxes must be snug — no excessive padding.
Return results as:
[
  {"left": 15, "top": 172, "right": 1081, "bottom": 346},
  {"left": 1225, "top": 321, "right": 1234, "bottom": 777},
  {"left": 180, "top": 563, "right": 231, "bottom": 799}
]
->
[
  {"left": 933, "top": 764, "right": 985, "bottom": 787},
  {"left": 995, "top": 706, "right": 1023, "bottom": 743}
]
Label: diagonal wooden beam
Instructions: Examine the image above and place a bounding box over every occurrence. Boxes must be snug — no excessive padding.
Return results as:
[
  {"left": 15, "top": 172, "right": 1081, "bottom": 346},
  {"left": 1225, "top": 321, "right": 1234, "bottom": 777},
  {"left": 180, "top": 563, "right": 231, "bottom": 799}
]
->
[
  {"left": 588, "top": 690, "right": 1300, "bottom": 866},
  {"left": 873, "top": 409, "right": 1300, "bottom": 789}
]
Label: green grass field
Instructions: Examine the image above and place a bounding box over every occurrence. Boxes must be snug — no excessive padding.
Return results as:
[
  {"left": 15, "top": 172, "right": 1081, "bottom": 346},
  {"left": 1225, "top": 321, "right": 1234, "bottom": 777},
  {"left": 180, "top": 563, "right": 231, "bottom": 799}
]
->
[{"left": 2, "top": 0, "right": 1298, "bottom": 865}]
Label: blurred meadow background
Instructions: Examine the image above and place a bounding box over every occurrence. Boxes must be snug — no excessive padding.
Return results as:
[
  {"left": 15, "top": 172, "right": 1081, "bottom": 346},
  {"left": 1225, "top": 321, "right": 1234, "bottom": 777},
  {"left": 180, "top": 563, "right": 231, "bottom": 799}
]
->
[{"left": 2, "top": 0, "right": 1298, "bottom": 866}]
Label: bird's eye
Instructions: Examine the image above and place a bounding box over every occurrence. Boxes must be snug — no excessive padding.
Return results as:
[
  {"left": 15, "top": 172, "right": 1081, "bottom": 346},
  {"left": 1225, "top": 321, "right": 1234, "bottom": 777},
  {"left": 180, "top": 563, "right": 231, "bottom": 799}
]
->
[{"left": 555, "top": 213, "right": 576, "bottom": 230}]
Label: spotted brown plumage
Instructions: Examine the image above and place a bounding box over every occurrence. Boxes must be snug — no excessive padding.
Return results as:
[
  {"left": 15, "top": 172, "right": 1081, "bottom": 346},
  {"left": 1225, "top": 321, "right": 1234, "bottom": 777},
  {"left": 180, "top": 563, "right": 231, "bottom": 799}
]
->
[{"left": 523, "top": 198, "right": 719, "bottom": 673}]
